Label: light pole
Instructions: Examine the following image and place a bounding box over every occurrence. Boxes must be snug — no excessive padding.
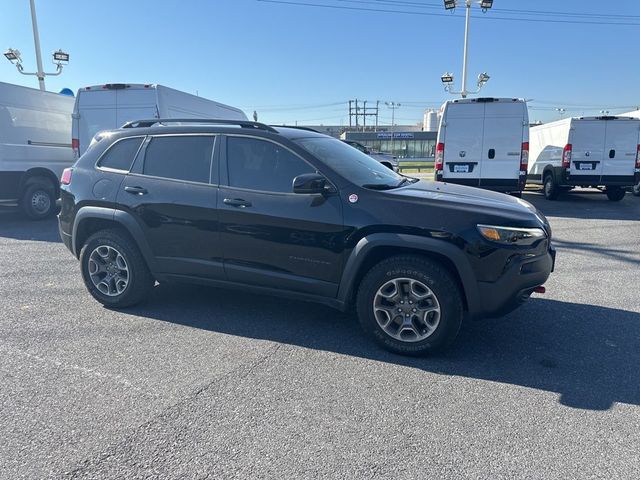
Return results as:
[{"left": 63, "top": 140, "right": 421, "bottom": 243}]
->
[
  {"left": 3, "top": 0, "right": 69, "bottom": 91},
  {"left": 556, "top": 108, "right": 566, "bottom": 118},
  {"left": 385, "top": 101, "right": 401, "bottom": 157},
  {"left": 440, "top": 0, "right": 493, "bottom": 98}
]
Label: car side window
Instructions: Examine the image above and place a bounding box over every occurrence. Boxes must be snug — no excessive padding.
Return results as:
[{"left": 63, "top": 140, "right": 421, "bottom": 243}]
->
[
  {"left": 143, "top": 136, "right": 214, "bottom": 184},
  {"left": 97, "top": 137, "right": 144, "bottom": 171},
  {"left": 227, "top": 137, "right": 314, "bottom": 193}
]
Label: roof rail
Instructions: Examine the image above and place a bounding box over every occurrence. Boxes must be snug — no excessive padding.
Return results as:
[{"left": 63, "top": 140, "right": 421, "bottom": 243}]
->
[
  {"left": 120, "top": 118, "right": 278, "bottom": 133},
  {"left": 273, "top": 125, "right": 321, "bottom": 133}
]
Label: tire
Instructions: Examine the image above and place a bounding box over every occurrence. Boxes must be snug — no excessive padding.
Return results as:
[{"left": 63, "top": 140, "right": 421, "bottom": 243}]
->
[
  {"left": 605, "top": 186, "right": 625, "bottom": 202},
  {"left": 511, "top": 191, "right": 522, "bottom": 198},
  {"left": 543, "top": 173, "right": 559, "bottom": 200},
  {"left": 632, "top": 182, "right": 640, "bottom": 197},
  {"left": 20, "top": 179, "right": 57, "bottom": 220},
  {"left": 79, "top": 229, "right": 154, "bottom": 308},
  {"left": 356, "top": 255, "right": 464, "bottom": 356}
]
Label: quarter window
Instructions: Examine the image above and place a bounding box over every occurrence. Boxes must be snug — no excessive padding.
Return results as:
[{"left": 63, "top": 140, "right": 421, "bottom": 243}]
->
[
  {"left": 143, "top": 136, "right": 214, "bottom": 183},
  {"left": 97, "top": 137, "right": 144, "bottom": 171},
  {"left": 227, "top": 137, "right": 314, "bottom": 192}
]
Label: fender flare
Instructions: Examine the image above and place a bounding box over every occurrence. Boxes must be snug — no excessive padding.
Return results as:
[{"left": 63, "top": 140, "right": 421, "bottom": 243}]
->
[
  {"left": 337, "top": 233, "right": 481, "bottom": 315},
  {"left": 72, "top": 206, "right": 155, "bottom": 270}
]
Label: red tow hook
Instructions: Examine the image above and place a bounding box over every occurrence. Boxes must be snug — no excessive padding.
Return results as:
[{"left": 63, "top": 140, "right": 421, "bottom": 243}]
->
[{"left": 533, "top": 285, "right": 546, "bottom": 294}]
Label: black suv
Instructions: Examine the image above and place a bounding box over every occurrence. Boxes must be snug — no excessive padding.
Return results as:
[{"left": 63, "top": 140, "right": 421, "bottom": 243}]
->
[{"left": 59, "top": 119, "right": 555, "bottom": 355}]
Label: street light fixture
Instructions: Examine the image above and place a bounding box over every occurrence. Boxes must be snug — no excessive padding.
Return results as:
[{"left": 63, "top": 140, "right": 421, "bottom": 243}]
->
[
  {"left": 4, "top": 48, "right": 21, "bottom": 63},
  {"left": 439, "top": 0, "right": 493, "bottom": 98},
  {"left": 53, "top": 49, "right": 69, "bottom": 64}
]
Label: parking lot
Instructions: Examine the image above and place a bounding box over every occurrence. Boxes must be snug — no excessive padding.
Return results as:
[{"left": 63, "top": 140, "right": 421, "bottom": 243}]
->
[{"left": 0, "top": 191, "right": 639, "bottom": 479}]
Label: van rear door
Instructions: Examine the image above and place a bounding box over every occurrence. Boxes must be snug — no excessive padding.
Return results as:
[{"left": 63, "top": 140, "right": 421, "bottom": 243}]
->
[
  {"left": 569, "top": 120, "right": 606, "bottom": 182},
  {"left": 77, "top": 90, "right": 117, "bottom": 155},
  {"left": 480, "top": 101, "right": 525, "bottom": 187},
  {"left": 602, "top": 119, "right": 639, "bottom": 183},
  {"left": 115, "top": 88, "right": 157, "bottom": 127},
  {"left": 442, "top": 102, "right": 484, "bottom": 186}
]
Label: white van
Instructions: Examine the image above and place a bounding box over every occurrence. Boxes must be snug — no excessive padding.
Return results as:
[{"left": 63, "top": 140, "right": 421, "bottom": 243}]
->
[
  {"left": 528, "top": 116, "right": 640, "bottom": 201},
  {"left": 0, "top": 81, "right": 74, "bottom": 219},
  {"left": 435, "top": 98, "right": 529, "bottom": 195},
  {"left": 72, "top": 83, "right": 247, "bottom": 157}
]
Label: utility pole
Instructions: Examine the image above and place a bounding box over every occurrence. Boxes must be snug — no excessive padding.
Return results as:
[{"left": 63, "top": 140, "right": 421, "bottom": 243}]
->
[
  {"left": 363, "top": 100, "right": 367, "bottom": 132},
  {"left": 460, "top": 0, "right": 471, "bottom": 98},
  {"left": 385, "top": 102, "right": 401, "bottom": 156},
  {"left": 375, "top": 100, "right": 379, "bottom": 131},
  {"left": 29, "top": 0, "right": 46, "bottom": 90}
]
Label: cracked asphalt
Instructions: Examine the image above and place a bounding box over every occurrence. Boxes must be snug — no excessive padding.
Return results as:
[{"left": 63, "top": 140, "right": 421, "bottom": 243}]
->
[{"left": 1, "top": 190, "right": 639, "bottom": 479}]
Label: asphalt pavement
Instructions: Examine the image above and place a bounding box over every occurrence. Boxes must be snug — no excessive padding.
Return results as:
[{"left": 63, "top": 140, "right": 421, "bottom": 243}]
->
[{"left": 0, "top": 189, "right": 639, "bottom": 479}]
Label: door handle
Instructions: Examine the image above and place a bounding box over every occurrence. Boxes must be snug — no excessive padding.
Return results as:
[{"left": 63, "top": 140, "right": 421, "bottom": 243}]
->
[
  {"left": 223, "top": 198, "right": 252, "bottom": 208},
  {"left": 124, "top": 186, "right": 148, "bottom": 195},
  {"left": 488, "top": 148, "right": 495, "bottom": 159},
  {"left": 609, "top": 149, "right": 615, "bottom": 159}
]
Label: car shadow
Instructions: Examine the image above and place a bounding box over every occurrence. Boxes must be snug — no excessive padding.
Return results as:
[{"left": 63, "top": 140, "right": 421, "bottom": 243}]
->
[
  {"left": 124, "top": 283, "right": 640, "bottom": 411},
  {"left": 523, "top": 190, "right": 640, "bottom": 221},
  {"left": 0, "top": 210, "right": 61, "bottom": 243}
]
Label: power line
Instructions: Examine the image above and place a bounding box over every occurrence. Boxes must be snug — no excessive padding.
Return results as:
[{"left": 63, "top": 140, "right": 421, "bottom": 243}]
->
[{"left": 257, "top": 0, "right": 640, "bottom": 26}]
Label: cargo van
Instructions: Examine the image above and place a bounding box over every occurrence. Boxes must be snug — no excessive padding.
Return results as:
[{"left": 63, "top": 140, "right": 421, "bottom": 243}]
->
[
  {"left": 435, "top": 98, "right": 529, "bottom": 195},
  {"left": 528, "top": 116, "right": 640, "bottom": 201},
  {"left": 0, "top": 81, "right": 74, "bottom": 219},
  {"left": 72, "top": 83, "right": 247, "bottom": 157}
]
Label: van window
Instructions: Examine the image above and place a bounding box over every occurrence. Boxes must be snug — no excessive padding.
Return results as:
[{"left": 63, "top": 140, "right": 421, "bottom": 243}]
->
[
  {"left": 227, "top": 137, "right": 314, "bottom": 192},
  {"left": 143, "top": 135, "right": 214, "bottom": 183},
  {"left": 97, "top": 137, "right": 144, "bottom": 171}
]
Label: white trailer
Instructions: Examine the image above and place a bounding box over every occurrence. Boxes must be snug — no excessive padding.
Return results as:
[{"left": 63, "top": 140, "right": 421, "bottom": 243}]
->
[
  {"left": 72, "top": 83, "right": 247, "bottom": 157},
  {"left": 435, "top": 97, "right": 529, "bottom": 195},
  {"left": 0, "top": 81, "right": 74, "bottom": 219},
  {"left": 528, "top": 116, "right": 640, "bottom": 201}
]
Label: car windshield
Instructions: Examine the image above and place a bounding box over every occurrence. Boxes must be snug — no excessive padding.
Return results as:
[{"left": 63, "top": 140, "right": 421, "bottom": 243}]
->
[{"left": 295, "top": 136, "right": 405, "bottom": 189}]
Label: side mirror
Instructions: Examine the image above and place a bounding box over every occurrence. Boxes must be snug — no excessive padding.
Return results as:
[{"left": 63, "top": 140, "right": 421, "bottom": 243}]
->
[{"left": 293, "top": 173, "right": 330, "bottom": 194}]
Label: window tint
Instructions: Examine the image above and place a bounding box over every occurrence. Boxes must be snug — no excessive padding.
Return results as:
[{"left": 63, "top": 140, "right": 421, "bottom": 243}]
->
[
  {"left": 227, "top": 137, "right": 314, "bottom": 192},
  {"left": 143, "top": 136, "right": 214, "bottom": 183},
  {"left": 97, "top": 137, "right": 144, "bottom": 171}
]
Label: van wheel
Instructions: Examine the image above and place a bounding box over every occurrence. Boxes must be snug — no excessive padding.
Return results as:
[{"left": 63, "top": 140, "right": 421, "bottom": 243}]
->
[
  {"left": 79, "top": 229, "right": 154, "bottom": 308},
  {"left": 511, "top": 191, "right": 522, "bottom": 198},
  {"left": 20, "top": 179, "right": 57, "bottom": 220},
  {"left": 543, "top": 174, "right": 559, "bottom": 200},
  {"left": 356, "top": 255, "right": 464, "bottom": 356},
  {"left": 632, "top": 182, "right": 640, "bottom": 197},
  {"left": 605, "top": 187, "right": 625, "bottom": 202}
]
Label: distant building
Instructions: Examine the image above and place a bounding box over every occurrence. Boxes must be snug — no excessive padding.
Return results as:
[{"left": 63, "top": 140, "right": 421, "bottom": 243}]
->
[{"left": 341, "top": 130, "right": 437, "bottom": 160}]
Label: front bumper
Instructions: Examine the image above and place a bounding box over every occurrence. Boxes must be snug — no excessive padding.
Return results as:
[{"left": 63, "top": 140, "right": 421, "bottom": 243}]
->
[{"left": 476, "top": 245, "right": 555, "bottom": 318}]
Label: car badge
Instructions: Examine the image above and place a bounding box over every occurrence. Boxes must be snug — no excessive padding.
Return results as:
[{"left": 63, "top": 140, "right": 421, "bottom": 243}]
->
[
  {"left": 459, "top": 151, "right": 466, "bottom": 158},
  {"left": 585, "top": 151, "right": 590, "bottom": 157},
  {"left": 348, "top": 194, "right": 359, "bottom": 204}
]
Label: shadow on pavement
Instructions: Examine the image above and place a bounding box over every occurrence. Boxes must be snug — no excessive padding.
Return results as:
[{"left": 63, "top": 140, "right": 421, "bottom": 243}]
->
[
  {"left": 125, "top": 282, "right": 640, "bottom": 412},
  {"left": 523, "top": 190, "right": 640, "bottom": 221},
  {"left": 0, "top": 209, "right": 61, "bottom": 243}
]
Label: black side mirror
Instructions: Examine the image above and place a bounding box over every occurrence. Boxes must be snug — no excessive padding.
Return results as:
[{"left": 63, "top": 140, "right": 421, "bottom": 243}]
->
[{"left": 293, "top": 173, "right": 330, "bottom": 194}]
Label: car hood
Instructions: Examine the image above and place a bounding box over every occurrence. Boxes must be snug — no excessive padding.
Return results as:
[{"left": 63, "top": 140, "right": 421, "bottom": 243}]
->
[{"left": 385, "top": 180, "right": 546, "bottom": 225}]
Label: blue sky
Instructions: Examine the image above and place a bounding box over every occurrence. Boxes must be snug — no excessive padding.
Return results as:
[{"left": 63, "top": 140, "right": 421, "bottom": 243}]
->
[{"left": 1, "top": 0, "right": 639, "bottom": 126}]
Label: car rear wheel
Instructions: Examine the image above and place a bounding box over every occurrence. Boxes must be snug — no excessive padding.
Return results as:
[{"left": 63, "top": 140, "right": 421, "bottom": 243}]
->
[
  {"left": 356, "top": 255, "right": 463, "bottom": 355},
  {"left": 543, "top": 174, "right": 559, "bottom": 200},
  {"left": 605, "top": 186, "right": 625, "bottom": 202},
  {"left": 20, "top": 179, "right": 57, "bottom": 220},
  {"left": 80, "top": 229, "right": 154, "bottom": 308}
]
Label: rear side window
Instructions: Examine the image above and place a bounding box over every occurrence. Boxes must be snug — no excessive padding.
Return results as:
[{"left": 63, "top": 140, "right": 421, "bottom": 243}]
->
[
  {"left": 97, "top": 137, "right": 144, "bottom": 171},
  {"left": 227, "top": 137, "right": 314, "bottom": 192},
  {"left": 143, "top": 136, "right": 214, "bottom": 184}
]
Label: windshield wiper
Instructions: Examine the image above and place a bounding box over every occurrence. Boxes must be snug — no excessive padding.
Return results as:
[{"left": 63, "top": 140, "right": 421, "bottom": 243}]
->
[{"left": 362, "top": 183, "right": 398, "bottom": 190}]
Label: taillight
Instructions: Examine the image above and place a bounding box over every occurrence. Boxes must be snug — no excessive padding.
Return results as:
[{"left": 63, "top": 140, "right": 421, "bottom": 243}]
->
[
  {"left": 435, "top": 142, "right": 444, "bottom": 169},
  {"left": 636, "top": 144, "right": 640, "bottom": 169},
  {"left": 520, "top": 141, "right": 529, "bottom": 171},
  {"left": 72, "top": 138, "right": 79, "bottom": 159},
  {"left": 562, "top": 144, "right": 572, "bottom": 169},
  {"left": 61, "top": 168, "right": 73, "bottom": 185}
]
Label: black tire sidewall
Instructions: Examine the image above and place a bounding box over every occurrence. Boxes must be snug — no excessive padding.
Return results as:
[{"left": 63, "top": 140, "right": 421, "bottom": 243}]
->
[
  {"left": 543, "top": 175, "right": 558, "bottom": 200},
  {"left": 606, "top": 187, "right": 625, "bottom": 201},
  {"left": 21, "top": 182, "right": 56, "bottom": 220},
  {"left": 357, "top": 259, "right": 463, "bottom": 356},
  {"left": 79, "top": 232, "right": 146, "bottom": 308}
]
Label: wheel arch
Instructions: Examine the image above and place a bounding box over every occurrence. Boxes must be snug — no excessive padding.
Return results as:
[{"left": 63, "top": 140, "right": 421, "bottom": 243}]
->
[
  {"left": 72, "top": 207, "right": 156, "bottom": 270},
  {"left": 338, "top": 233, "right": 480, "bottom": 316},
  {"left": 21, "top": 167, "right": 61, "bottom": 197}
]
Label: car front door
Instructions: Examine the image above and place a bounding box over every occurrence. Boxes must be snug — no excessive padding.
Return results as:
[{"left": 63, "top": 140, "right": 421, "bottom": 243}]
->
[
  {"left": 218, "top": 134, "right": 345, "bottom": 298},
  {"left": 117, "top": 133, "right": 224, "bottom": 279}
]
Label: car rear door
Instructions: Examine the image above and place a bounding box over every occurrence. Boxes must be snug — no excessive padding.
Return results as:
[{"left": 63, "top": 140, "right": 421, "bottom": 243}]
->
[
  {"left": 117, "top": 133, "right": 224, "bottom": 279},
  {"left": 441, "top": 102, "right": 484, "bottom": 186},
  {"left": 601, "top": 119, "right": 640, "bottom": 183},
  {"left": 570, "top": 120, "right": 605, "bottom": 182},
  {"left": 218, "top": 134, "right": 344, "bottom": 298},
  {"left": 479, "top": 101, "right": 525, "bottom": 189}
]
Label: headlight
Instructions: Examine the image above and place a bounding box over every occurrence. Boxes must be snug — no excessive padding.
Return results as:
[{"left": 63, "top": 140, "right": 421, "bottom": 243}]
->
[{"left": 477, "top": 224, "right": 546, "bottom": 246}]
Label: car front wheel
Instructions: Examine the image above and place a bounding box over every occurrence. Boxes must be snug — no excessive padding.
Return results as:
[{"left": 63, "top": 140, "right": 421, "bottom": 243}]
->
[
  {"left": 80, "top": 229, "right": 154, "bottom": 308},
  {"left": 356, "top": 255, "right": 464, "bottom": 355}
]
